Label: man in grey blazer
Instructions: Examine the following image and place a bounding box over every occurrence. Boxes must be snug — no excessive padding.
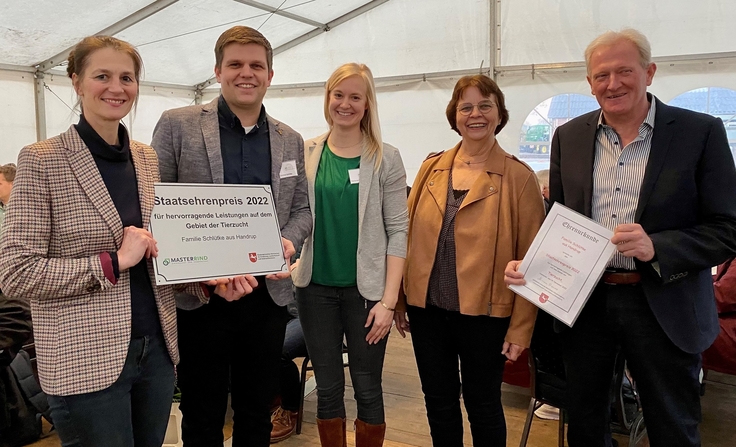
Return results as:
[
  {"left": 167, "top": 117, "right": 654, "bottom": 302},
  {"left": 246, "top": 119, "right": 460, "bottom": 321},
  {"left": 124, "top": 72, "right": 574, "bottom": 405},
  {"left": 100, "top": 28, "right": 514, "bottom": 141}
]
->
[{"left": 151, "top": 26, "right": 311, "bottom": 447}]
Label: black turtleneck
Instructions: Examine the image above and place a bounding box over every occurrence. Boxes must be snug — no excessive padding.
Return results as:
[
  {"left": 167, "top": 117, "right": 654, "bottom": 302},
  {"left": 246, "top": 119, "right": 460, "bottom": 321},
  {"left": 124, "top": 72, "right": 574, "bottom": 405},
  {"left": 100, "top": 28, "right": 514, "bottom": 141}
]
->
[{"left": 75, "top": 115, "right": 161, "bottom": 338}]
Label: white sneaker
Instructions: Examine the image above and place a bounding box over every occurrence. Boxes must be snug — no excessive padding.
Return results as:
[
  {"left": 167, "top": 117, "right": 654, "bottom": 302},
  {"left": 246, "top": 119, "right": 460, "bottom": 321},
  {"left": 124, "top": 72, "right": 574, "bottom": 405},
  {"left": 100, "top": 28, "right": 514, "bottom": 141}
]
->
[{"left": 534, "top": 404, "right": 560, "bottom": 420}]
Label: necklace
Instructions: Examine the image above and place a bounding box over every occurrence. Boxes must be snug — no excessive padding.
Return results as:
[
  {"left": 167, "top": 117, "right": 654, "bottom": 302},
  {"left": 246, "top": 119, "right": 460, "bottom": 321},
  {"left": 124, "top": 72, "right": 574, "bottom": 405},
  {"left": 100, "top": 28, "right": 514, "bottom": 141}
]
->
[
  {"left": 457, "top": 152, "right": 489, "bottom": 165},
  {"left": 328, "top": 135, "right": 363, "bottom": 150}
]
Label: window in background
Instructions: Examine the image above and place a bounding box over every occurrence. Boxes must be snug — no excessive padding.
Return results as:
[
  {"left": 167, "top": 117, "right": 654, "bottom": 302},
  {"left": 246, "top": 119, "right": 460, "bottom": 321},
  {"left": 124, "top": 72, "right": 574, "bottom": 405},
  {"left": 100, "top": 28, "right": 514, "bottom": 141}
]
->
[
  {"left": 518, "top": 94, "right": 599, "bottom": 171},
  {"left": 669, "top": 87, "right": 736, "bottom": 165}
]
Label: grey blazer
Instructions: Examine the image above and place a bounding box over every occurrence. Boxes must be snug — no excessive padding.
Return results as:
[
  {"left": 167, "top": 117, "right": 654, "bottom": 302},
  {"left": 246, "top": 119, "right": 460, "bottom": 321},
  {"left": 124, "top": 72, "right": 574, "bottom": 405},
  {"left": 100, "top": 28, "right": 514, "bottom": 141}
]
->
[
  {"left": 151, "top": 97, "right": 312, "bottom": 307},
  {"left": 292, "top": 132, "right": 408, "bottom": 301}
]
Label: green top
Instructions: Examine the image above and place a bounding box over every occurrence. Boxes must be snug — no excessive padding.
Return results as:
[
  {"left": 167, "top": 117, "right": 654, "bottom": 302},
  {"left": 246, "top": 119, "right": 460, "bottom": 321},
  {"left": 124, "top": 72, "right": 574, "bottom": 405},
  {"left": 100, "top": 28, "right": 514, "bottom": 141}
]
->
[{"left": 311, "top": 142, "right": 361, "bottom": 287}]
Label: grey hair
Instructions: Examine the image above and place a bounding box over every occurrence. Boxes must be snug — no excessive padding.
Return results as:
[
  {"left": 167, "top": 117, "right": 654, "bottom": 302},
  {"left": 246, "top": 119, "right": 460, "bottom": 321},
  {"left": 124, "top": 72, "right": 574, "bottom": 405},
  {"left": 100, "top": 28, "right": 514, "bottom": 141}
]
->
[{"left": 584, "top": 28, "right": 652, "bottom": 74}]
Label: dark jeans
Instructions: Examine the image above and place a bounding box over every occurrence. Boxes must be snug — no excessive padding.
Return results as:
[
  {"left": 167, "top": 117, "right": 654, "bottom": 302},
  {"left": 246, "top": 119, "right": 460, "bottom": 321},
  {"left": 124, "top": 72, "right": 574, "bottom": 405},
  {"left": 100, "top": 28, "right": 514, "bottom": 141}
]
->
[
  {"left": 296, "top": 283, "right": 388, "bottom": 424},
  {"left": 177, "top": 288, "right": 289, "bottom": 447},
  {"left": 562, "top": 283, "right": 702, "bottom": 447},
  {"left": 47, "top": 334, "right": 174, "bottom": 447},
  {"left": 280, "top": 317, "right": 308, "bottom": 412},
  {"left": 407, "top": 304, "right": 509, "bottom": 447}
]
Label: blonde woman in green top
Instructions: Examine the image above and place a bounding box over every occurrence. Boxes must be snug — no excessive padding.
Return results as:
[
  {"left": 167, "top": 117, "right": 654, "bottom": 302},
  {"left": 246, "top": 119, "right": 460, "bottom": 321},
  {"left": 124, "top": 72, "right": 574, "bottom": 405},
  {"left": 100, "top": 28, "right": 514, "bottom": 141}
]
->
[{"left": 292, "top": 63, "right": 408, "bottom": 446}]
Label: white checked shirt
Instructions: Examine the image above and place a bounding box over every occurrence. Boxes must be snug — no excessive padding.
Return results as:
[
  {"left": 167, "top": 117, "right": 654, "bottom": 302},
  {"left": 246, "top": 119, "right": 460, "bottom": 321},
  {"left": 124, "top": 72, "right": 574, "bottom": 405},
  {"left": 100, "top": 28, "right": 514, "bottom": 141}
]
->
[{"left": 591, "top": 97, "right": 657, "bottom": 269}]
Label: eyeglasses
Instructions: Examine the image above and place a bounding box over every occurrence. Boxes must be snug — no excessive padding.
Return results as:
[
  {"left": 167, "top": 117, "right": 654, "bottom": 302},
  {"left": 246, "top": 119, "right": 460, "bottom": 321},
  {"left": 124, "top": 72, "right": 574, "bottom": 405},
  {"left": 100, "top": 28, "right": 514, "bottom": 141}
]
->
[{"left": 457, "top": 101, "right": 496, "bottom": 116}]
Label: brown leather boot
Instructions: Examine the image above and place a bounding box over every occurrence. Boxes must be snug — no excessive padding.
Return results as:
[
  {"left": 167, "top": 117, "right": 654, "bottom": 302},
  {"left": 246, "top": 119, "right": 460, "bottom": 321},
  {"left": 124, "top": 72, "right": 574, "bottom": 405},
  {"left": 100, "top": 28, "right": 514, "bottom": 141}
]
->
[
  {"left": 354, "top": 419, "right": 386, "bottom": 447},
  {"left": 316, "top": 417, "right": 347, "bottom": 447},
  {"left": 270, "top": 406, "right": 298, "bottom": 443}
]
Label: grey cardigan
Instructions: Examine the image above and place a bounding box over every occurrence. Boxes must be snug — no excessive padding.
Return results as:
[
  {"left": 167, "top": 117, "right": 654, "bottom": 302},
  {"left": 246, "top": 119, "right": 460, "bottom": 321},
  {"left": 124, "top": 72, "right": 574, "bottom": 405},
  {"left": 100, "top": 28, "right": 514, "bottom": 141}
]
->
[
  {"left": 151, "top": 97, "right": 312, "bottom": 307},
  {"left": 292, "top": 132, "right": 408, "bottom": 300}
]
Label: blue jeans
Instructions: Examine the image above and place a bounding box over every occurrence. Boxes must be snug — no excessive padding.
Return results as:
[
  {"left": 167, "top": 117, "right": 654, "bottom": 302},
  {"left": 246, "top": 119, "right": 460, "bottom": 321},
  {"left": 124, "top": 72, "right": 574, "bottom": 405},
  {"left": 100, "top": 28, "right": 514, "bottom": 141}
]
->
[
  {"left": 296, "top": 283, "right": 388, "bottom": 424},
  {"left": 47, "top": 334, "right": 175, "bottom": 447}
]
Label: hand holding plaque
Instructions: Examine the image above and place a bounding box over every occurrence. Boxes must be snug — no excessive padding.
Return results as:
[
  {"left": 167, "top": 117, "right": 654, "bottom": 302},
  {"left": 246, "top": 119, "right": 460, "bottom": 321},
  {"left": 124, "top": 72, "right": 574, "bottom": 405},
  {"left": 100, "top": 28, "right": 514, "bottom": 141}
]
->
[
  {"left": 149, "top": 183, "right": 289, "bottom": 285},
  {"left": 506, "top": 203, "right": 617, "bottom": 327}
]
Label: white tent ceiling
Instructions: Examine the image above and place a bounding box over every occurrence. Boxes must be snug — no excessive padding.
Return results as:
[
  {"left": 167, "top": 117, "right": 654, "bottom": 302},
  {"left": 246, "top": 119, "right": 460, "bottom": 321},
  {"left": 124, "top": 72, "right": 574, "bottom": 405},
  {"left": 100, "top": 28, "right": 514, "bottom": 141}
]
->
[{"left": 1, "top": 0, "right": 736, "bottom": 180}]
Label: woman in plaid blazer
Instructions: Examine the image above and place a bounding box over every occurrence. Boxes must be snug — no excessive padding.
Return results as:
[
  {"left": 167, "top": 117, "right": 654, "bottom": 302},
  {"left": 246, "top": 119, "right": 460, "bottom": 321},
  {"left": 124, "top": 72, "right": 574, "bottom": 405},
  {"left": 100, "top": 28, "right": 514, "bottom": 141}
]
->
[{"left": 0, "top": 36, "right": 207, "bottom": 447}]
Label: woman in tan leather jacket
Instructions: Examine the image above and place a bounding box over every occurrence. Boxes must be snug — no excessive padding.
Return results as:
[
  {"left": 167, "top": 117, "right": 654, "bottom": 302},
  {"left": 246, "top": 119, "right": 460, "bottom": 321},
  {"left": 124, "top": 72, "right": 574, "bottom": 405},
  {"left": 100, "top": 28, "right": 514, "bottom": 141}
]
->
[{"left": 395, "top": 74, "right": 545, "bottom": 446}]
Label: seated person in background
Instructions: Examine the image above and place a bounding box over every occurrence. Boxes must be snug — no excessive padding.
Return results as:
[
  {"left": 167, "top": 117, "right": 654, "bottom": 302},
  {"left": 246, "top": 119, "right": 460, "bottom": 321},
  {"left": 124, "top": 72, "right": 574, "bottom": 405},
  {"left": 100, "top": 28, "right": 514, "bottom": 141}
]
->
[
  {"left": 535, "top": 169, "right": 550, "bottom": 211},
  {"left": 0, "top": 292, "right": 33, "bottom": 441},
  {"left": 271, "top": 301, "right": 308, "bottom": 443},
  {"left": 0, "top": 293, "right": 32, "bottom": 366},
  {"left": 0, "top": 163, "right": 15, "bottom": 231},
  {"left": 702, "top": 258, "right": 736, "bottom": 375}
]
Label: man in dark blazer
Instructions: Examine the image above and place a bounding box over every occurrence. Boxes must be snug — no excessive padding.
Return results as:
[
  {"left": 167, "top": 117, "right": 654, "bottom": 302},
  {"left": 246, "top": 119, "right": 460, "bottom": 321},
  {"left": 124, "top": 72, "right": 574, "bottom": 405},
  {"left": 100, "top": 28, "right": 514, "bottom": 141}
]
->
[
  {"left": 507, "top": 29, "right": 736, "bottom": 447},
  {"left": 151, "top": 26, "right": 311, "bottom": 447}
]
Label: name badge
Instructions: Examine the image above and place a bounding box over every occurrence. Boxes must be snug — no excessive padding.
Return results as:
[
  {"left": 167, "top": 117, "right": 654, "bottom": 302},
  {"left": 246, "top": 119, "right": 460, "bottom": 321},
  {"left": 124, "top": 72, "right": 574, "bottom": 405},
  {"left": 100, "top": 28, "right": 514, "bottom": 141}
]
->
[
  {"left": 348, "top": 169, "right": 360, "bottom": 184},
  {"left": 279, "top": 160, "right": 298, "bottom": 178}
]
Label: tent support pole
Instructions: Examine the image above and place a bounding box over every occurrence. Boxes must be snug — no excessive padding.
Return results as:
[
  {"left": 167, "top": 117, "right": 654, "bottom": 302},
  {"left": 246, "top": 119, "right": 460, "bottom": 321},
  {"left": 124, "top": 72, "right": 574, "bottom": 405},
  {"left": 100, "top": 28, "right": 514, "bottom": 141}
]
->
[
  {"left": 33, "top": 71, "right": 47, "bottom": 142},
  {"left": 490, "top": 0, "right": 499, "bottom": 81}
]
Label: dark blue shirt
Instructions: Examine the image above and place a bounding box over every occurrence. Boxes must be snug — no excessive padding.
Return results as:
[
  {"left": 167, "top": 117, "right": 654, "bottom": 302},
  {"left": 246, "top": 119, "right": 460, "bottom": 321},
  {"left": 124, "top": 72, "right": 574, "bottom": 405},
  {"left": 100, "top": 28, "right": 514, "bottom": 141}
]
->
[
  {"left": 75, "top": 116, "right": 161, "bottom": 338},
  {"left": 217, "top": 95, "right": 271, "bottom": 186},
  {"left": 216, "top": 96, "right": 272, "bottom": 292}
]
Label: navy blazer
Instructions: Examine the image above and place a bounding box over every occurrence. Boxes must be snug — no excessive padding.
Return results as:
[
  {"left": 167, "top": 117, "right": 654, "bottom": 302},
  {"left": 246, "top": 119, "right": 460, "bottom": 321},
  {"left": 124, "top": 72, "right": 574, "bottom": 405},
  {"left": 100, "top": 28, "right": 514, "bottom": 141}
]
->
[{"left": 550, "top": 97, "right": 736, "bottom": 354}]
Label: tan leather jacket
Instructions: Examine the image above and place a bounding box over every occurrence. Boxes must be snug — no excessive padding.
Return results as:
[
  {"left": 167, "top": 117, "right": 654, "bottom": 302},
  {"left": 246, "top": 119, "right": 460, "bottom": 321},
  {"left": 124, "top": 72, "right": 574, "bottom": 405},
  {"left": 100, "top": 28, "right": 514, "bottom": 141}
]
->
[{"left": 400, "top": 141, "right": 545, "bottom": 347}]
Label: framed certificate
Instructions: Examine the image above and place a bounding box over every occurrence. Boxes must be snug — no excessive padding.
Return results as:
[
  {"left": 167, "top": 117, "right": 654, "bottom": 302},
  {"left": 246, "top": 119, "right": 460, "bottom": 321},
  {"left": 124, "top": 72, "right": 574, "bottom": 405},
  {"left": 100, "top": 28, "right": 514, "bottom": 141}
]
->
[
  {"left": 508, "top": 203, "right": 617, "bottom": 327},
  {"left": 149, "top": 183, "right": 288, "bottom": 285}
]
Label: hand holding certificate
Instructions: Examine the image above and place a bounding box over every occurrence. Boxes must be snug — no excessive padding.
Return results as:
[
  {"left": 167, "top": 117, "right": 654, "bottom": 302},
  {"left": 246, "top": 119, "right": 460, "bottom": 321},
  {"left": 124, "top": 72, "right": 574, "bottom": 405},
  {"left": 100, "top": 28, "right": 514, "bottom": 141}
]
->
[
  {"left": 507, "top": 203, "right": 617, "bottom": 326},
  {"left": 149, "top": 183, "right": 289, "bottom": 285}
]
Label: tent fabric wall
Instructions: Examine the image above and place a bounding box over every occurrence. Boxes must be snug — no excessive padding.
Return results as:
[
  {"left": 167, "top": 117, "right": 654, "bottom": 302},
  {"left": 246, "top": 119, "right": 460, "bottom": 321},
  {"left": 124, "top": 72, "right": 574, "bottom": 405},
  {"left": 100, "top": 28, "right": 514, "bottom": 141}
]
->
[
  {"left": 500, "top": 0, "right": 735, "bottom": 66},
  {"left": 273, "top": 0, "right": 491, "bottom": 84},
  {"left": 127, "top": 86, "right": 197, "bottom": 144},
  {"left": 0, "top": 71, "right": 36, "bottom": 165},
  {"left": 0, "top": 0, "right": 154, "bottom": 66},
  {"left": 0, "top": 74, "right": 195, "bottom": 163},
  {"left": 115, "top": 0, "right": 318, "bottom": 86}
]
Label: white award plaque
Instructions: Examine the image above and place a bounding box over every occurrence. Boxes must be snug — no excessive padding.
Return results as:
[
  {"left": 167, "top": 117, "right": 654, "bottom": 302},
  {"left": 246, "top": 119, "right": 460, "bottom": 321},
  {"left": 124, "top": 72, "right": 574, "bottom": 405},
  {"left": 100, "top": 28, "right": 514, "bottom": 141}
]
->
[{"left": 150, "top": 183, "right": 287, "bottom": 285}]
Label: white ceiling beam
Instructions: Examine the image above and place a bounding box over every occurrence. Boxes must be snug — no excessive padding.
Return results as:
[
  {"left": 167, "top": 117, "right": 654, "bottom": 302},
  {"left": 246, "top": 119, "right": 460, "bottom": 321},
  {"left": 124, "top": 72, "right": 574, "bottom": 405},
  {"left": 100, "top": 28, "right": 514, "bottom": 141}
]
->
[
  {"left": 35, "top": 0, "right": 181, "bottom": 72},
  {"left": 44, "top": 68, "right": 195, "bottom": 91},
  {"left": 273, "top": 0, "right": 391, "bottom": 56},
  {"left": 193, "top": 0, "right": 392, "bottom": 90},
  {"left": 0, "top": 63, "right": 34, "bottom": 73},
  {"left": 259, "top": 67, "right": 492, "bottom": 92},
  {"left": 231, "top": 0, "right": 325, "bottom": 28},
  {"left": 495, "top": 51, "right": 736, "bottom": 76}
]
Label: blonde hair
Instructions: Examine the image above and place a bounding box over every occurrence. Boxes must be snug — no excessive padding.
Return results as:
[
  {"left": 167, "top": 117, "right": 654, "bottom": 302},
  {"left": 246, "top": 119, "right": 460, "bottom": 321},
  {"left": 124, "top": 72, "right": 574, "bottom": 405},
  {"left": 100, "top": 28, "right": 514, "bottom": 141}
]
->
[
  {"left": 535, "top": 169, "right": 549, "bottom": 189},
  {"left": 323, "top": 63, "right": 383, "bottom": 170},
  {"left": 585, "top": 28, "right": 652, "bottom": 75}
]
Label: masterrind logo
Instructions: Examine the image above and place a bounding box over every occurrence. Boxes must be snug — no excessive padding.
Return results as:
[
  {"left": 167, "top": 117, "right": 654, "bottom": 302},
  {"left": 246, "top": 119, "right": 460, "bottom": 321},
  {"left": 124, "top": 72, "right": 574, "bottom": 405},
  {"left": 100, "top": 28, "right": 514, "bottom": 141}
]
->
[{"left": 163, "top": 256, "right": 209, "bottom": 266}]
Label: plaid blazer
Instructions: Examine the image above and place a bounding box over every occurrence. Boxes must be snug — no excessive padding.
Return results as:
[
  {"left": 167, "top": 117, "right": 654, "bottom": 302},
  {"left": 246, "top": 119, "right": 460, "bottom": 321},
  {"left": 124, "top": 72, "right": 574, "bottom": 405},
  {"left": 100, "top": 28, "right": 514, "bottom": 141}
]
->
[{"left": 0, "top": 125, "right": 199, "bottom": 396}]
